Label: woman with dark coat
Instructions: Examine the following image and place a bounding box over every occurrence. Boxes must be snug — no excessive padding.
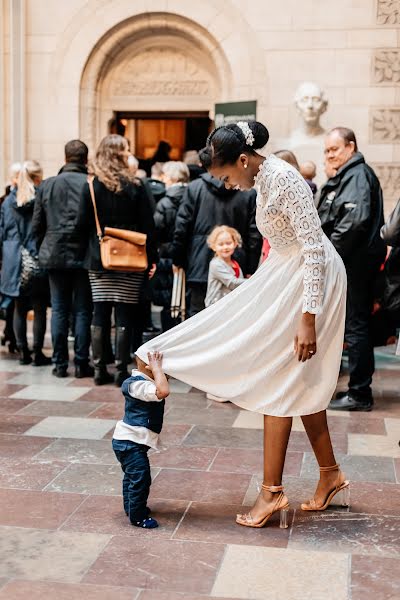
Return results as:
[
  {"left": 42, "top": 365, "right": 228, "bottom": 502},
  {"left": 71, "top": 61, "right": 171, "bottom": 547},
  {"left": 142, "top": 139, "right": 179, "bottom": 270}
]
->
[
  {"left": 78, "top": 135, "right": 157, "bottom": 386},
  {"left": 152, "top": 161, "right": 190, "bottom": 331},
  {"left": 0, "top": 161, "right": 51, "bottom": 365}
]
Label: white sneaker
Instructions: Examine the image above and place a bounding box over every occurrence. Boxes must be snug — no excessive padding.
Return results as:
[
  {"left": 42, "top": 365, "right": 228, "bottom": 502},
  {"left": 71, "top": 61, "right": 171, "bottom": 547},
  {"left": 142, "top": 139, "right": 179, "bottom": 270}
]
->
[{"left": 206, "top": 393, "right": 229, "bottom": 403}]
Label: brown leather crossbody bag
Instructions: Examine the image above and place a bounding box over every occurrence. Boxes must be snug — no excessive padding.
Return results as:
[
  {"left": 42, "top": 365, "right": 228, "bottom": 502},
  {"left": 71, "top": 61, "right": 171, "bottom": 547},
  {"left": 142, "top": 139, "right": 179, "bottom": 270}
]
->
[{"left": 88, "top": 178, "right": 148, "bottom": 272}]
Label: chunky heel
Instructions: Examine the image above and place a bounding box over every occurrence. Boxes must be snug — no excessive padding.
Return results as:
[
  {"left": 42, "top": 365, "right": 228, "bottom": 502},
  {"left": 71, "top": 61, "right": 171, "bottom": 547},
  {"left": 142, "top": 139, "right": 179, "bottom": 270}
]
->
[
  {"left": 339, "top": 484, "right": 350, "bottom": 507},
  {"left": 279, "top": 506, "right": 289, "bottom": 529}
]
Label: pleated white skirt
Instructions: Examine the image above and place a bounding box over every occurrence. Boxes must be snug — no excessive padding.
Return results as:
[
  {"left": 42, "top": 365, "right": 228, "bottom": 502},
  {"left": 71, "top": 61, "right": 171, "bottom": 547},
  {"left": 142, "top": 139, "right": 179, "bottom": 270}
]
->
[{"left": 136, "top": 235, "right": 346, "bottom": 416}]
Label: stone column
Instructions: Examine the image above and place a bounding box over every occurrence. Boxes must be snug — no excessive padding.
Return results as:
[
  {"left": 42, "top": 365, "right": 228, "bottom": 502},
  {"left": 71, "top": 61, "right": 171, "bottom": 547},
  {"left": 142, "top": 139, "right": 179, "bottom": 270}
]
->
[{"left": 9, "top": 0, "right": 25, "bottom": 164}]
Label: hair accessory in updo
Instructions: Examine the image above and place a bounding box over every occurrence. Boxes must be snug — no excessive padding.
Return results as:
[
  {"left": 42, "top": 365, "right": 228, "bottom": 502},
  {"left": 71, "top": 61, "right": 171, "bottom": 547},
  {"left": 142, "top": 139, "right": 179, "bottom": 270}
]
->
[{"left": 236, "top": 122, "right": 255, "bottom": 147}]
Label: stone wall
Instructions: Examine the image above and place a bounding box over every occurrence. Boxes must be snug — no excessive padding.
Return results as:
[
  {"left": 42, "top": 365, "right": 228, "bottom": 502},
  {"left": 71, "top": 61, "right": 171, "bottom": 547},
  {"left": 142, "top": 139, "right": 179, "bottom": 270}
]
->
[{"left": 1, "top": 0, "right": 400, "bottom": 212}]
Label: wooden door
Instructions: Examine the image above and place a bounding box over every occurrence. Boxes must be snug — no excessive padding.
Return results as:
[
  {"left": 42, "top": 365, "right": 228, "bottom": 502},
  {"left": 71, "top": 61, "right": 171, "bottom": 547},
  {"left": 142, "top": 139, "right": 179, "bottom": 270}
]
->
[{"left": 135, "top": 119, "right": 185, "bottom": 160}]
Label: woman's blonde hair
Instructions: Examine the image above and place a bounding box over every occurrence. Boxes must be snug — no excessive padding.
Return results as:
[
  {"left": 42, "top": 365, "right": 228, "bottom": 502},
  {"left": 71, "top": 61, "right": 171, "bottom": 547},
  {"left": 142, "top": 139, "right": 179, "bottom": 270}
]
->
[
  {"left": 207, "top": 225, "right": 242, "bottom": 250},
  {"left": 91, "top": 134, "right": 134, "bottom": 192},
  {"left": 162, "top": 161, "right": 190, "bottom": 184},
  {"left": 16, "top": 160, "right": 43, "bottom": 206}
]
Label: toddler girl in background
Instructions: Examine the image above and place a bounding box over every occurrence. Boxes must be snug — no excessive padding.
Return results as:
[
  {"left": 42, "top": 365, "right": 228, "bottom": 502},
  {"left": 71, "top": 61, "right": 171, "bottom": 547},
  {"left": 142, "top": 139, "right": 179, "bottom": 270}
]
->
[{"left": 205, "top": 225, "right": 246, "bottom": 307}]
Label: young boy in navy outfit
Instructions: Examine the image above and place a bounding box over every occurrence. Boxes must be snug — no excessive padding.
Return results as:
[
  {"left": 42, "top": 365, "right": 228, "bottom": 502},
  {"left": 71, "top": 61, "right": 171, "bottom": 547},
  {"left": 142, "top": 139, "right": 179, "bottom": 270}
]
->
[{"left": 112, "top": 351, "right": 169, "bottom": 529}]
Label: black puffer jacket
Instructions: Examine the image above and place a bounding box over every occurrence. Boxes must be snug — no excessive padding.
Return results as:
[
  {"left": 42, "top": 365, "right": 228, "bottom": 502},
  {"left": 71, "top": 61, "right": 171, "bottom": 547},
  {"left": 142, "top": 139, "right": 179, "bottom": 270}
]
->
[
  {"left": 318, "top": 152, "right": 386, "bottom": 272},
  {"left": 151, "top": 184, "right": 186, "bottom": 306},
  {"left": 172, "top": 174, "right": 262, "bottom": 284},
  {"left": 32, "top": 163, "right": 88, "bottom": 269},
  {"left": 77, "top": 176, "right": 157, "bottom": 272}
]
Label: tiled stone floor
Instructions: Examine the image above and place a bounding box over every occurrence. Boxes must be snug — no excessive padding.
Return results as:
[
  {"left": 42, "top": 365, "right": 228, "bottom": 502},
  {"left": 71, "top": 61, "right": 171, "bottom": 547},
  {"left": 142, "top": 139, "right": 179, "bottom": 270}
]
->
[{"left": 0, "top": 346, "right": 399, "bottom": 599}]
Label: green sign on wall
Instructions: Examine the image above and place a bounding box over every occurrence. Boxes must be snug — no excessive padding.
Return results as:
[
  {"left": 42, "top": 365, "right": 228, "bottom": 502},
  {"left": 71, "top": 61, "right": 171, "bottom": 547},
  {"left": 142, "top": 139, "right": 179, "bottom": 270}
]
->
[{"left": 214, "top": 100, "right": 257, "bottom": 127}]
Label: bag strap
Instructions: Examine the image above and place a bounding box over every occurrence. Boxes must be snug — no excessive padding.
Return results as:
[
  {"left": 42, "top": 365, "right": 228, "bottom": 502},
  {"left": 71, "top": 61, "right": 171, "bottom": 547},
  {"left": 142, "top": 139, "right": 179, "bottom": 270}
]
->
[{"left": 88, "top": 177, "right": 103, "bottom": 240}]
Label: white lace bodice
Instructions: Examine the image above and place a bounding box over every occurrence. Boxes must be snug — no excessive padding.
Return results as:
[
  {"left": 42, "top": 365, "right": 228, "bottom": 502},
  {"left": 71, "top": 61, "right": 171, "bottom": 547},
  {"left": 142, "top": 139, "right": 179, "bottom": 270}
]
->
[{"left": 254, "top": 155, "right": 326, "bottom": 314}]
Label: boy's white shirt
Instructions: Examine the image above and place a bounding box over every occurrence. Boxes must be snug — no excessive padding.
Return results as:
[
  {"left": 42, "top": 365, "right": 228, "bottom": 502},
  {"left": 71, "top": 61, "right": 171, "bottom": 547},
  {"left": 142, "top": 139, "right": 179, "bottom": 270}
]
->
[{"left": 113, "top": 369, "right": 164, "bottom": 451}]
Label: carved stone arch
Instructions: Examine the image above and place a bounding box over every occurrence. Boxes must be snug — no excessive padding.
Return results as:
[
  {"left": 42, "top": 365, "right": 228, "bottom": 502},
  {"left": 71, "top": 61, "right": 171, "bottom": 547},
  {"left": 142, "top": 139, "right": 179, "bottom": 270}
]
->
[{"left": 79, "top": 13, "right": 233, "bottom": 149}]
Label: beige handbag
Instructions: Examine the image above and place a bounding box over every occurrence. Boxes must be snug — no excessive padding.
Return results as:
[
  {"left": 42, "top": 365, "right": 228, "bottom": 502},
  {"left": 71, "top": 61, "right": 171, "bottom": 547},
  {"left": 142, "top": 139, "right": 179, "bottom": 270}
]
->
[{"left": 88, "top": 179, "right": 148, "bottom": 272}]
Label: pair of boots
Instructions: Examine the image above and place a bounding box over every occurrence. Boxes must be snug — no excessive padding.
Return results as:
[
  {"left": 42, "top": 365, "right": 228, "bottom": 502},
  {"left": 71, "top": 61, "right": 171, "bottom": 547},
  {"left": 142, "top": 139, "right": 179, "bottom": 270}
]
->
[
  {"left": 18, "top": 346, "right": 52, "bottom": 366},
  {"left": 91, "top": 325, "right": 130, "bottom": 387}
]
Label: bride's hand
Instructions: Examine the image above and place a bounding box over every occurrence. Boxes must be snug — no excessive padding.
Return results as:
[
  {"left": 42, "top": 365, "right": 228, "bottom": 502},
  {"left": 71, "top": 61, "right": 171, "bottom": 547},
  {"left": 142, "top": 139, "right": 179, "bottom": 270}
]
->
[{"left": 294, "top": 313, "right": 317, "bottom": 362}]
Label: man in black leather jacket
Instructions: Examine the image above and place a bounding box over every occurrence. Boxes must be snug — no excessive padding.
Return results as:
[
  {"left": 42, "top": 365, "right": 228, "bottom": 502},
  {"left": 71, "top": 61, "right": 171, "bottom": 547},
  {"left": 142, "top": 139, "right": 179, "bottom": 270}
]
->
[
  {"left": 32, "top": 140, "right": 93, "bottom": 379},
  {"left": 172, "top": 172, "right": 262, "bottom": 316},
  {"left": 318, "top": 127, "right": 386, "bottom": 411}
]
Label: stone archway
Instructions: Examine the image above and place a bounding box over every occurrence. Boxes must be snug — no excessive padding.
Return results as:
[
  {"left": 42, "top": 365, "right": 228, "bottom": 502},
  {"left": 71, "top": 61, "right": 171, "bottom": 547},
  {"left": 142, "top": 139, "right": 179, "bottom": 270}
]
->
[{"left": 79, "top": 13, "right": 233, "bottom": 150}]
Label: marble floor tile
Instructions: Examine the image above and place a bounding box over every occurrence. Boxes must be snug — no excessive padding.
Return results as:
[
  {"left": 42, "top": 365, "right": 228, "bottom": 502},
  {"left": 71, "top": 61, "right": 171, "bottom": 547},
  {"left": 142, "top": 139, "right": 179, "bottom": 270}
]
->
[
  {"left": 174, "top": 501, "right": 290, "bottom": 547},
  {"left": 0, "top": 414, "right": 43, "bottom": 434},
  {"left": 169, "top": 379, "right": 192, "bottom": 393},
  {"left": 232, "top": 410, "right": 263, "bottom": 429},
  {"left": 0, "top": 457, "right": 67, "bottom": 490},
  {"left": 348, "top": 433, "right": 400, "bottom": 458},
  {"left": 7, "top": 372, "right": 75, "bottom": 386},
  {"left": 351, "top": 555, "right": 400, "bottom": 600},
  {"left": 0, "top": 526, "right": 110, "bottom": 583},
  {"left": 0, "top": 433, "right": 52, "bottom": 458},
  {"left": 165, "top": 406, "right": 238, "bottom": 427},
  {"left": 151, "top": 469, "right": 251, "bottom": 503},
  {"left": 61, "top": 495, "right": 188, "bottom": 538},
  {"left": 328, "top": 415, "right": 387, "bottom": 435},
  {"left": 149, "top": 446, "right": 218, "bottom": 470},
  {"left": 167, "top": 392, "right": 209, "bottom": 408},
  {"left": 0, "top": 398, "right": 32, "bottom": 414},
  {"left": 211, "top": 545, "right": 349, "bottom": 600},
  {"left": 183, "top": 426, "right": 263, "bottom": 449},
  {"left": 301, "top": 452, "right": 397, "bottom": 483},
  {"left": 0, "top": 581, "right": 140, "bottom": 600},
  {"left": 0, "top": 369, "right": 20, "bottom": 379},
  {"left": 0, "top": 488, "right": 84, "bottom": 528},
  {"left": 138, "top": 593, "right": 243, "bottom": 600},
  {"left": 76, "top": 387, "right": 123, "bottom": 403},
  {"left": 84, "top": 537, "right": 224, "bottom": 594},
  {"left": 24, "top": 416, "right": 116, "bottom": 439},
  {"left": 384, "top": 417, "right": 400, "bottom": 438},
  {"left": 44, "top": 463, "right": 123, "bottom": 495},
  {"left": 11, "top": 384, "right": 91, "bottom": 402},
  {"left": 160, "top": 424, "right": 192, "bottom": 446},
  {"left": 395, "top": 458, "right": 400, "bottom": 484},
  {"left": 290, "top": 511, "right": 400, "bottom": 558},
  {"left": 210, "top": 448, "right": 302, "bottom": 477},
  {"left": 0, "top": 383, "right": 26, "bottom": 396},
  {"left": 86, "top": 402, "right": 124, "bottom": 419},
  {"left": 17, "top": 400, "right": 102, "bottom": 417},
  {"left": 35, "top": 438, "right": 116, "bottom": 464}
]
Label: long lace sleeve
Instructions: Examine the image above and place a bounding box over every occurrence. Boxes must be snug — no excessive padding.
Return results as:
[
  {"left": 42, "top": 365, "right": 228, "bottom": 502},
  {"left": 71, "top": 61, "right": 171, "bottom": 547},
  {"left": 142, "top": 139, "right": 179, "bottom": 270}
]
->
[{"left": 279, "top": 170, "right": 326, "bottom": 314}]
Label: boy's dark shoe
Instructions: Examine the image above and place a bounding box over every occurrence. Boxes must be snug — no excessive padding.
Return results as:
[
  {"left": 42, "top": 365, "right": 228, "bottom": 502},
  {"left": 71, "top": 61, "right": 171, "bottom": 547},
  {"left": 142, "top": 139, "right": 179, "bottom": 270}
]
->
[
  {"left": 94, "top": 367, "right": 114, "bottom": 385},
  {"left": 328, "top": 393, "right": 373, "bottom": 412},
  {"left": 33, "top": 350, "right": 52, "bottom": 367},
  {"left": 132, "top": 516, "right": 158, "bottom": 529},
  {"left": 52, "top": 365, "right": 68, "bottom": 378},
  {"left": 75, "top": 364, "right": 95, "bottom": 378}
]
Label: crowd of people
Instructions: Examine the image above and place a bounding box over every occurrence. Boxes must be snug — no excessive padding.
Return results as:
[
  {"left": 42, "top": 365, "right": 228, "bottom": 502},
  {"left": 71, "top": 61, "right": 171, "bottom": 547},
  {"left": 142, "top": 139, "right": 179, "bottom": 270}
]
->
[{"left": 0, "top": 126, "right": 399, "bottom": 411}]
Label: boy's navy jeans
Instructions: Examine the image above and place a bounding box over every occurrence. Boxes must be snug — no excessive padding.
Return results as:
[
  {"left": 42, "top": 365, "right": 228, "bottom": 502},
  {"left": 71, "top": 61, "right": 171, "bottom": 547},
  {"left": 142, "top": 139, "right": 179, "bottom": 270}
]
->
[{"left": 112, "top": 439, "right": 151, "bottom": 523}]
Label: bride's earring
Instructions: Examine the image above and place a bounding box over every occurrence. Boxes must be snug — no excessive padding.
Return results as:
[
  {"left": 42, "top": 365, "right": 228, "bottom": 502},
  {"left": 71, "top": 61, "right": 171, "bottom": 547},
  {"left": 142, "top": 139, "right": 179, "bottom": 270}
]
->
[{"left": 244, "top": 164, "right": 248, "bottom": 169}]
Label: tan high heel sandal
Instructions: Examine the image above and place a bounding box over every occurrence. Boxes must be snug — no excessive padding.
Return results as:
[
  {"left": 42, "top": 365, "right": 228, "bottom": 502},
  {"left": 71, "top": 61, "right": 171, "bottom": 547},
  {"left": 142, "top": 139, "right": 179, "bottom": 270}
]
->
[
  {"left": 236, "top": 484, "right": 290, "bottom": 528},
  {"left": 301, "top": 464, "right": 350, "bottom": 511}
]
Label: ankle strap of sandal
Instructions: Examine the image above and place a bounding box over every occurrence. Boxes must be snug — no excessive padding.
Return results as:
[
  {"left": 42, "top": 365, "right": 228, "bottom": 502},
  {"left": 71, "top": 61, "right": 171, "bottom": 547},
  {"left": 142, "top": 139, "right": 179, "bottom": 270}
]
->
[
  {"left": 262, "top": 484, "right": 284, "bottom": 492},
  {"left": 319, "top": 464, "right": 340, "bottom": 472}
]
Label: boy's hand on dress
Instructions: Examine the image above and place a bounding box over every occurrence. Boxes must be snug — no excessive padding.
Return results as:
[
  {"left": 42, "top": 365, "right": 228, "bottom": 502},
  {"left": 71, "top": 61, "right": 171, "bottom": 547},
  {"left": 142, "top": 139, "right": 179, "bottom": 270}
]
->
[{"left": 147, "top": 351, "right": 170, "bottom": 399}]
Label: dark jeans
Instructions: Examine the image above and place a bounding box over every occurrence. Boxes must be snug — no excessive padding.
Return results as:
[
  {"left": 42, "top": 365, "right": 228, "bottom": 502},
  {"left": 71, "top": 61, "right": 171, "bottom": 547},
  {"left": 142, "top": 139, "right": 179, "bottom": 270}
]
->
[
  {"left": 187, "top": 282, "right": 207, "bottom": 317},
  {"left": 48, "top": 269, "right": 92, "bottom": 367},
  {"left": 112, "top": 439, "right": 151, "bottom": 523},
  {"left": 345, "top": 267, "right": 378, "bottom": 400},
  {"left": 13, "top": 295, "right": 47, "bottom": 350}
]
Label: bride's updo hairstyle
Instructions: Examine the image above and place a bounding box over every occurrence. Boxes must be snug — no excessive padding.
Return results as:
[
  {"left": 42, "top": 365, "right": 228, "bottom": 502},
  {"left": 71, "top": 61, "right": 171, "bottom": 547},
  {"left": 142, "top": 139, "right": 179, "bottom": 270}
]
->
[{"left": 200, "top": 121, "right": 269, "bottom": 168}]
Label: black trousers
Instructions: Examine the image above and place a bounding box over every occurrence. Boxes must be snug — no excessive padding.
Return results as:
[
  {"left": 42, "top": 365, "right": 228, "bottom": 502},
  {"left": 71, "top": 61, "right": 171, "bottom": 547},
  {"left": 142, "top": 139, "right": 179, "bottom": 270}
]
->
[
  {"left": 187, "top": 282, "right": 207, "bottom": 318},
  {"left": 112, "top": 439, "right": 151, "bottom": 523},
  {"left": 13, "top": 295, "right": 47, "bottom": 351},
  {"left": 345, "top": 267, "right": 379, "bottom": 400}
]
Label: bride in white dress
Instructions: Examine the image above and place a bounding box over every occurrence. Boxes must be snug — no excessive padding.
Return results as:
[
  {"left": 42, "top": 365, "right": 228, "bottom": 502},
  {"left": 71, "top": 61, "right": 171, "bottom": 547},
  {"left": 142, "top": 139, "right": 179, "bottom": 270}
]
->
[{"left": 136, "top": 121, "right": 349, "bottom": 528}]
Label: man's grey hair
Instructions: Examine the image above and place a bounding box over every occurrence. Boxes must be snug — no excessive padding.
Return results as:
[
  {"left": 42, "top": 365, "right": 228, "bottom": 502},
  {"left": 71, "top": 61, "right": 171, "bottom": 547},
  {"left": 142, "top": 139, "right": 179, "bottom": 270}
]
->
[{"left": 162, "top": 161, "right": 190, "bottom": 184}]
